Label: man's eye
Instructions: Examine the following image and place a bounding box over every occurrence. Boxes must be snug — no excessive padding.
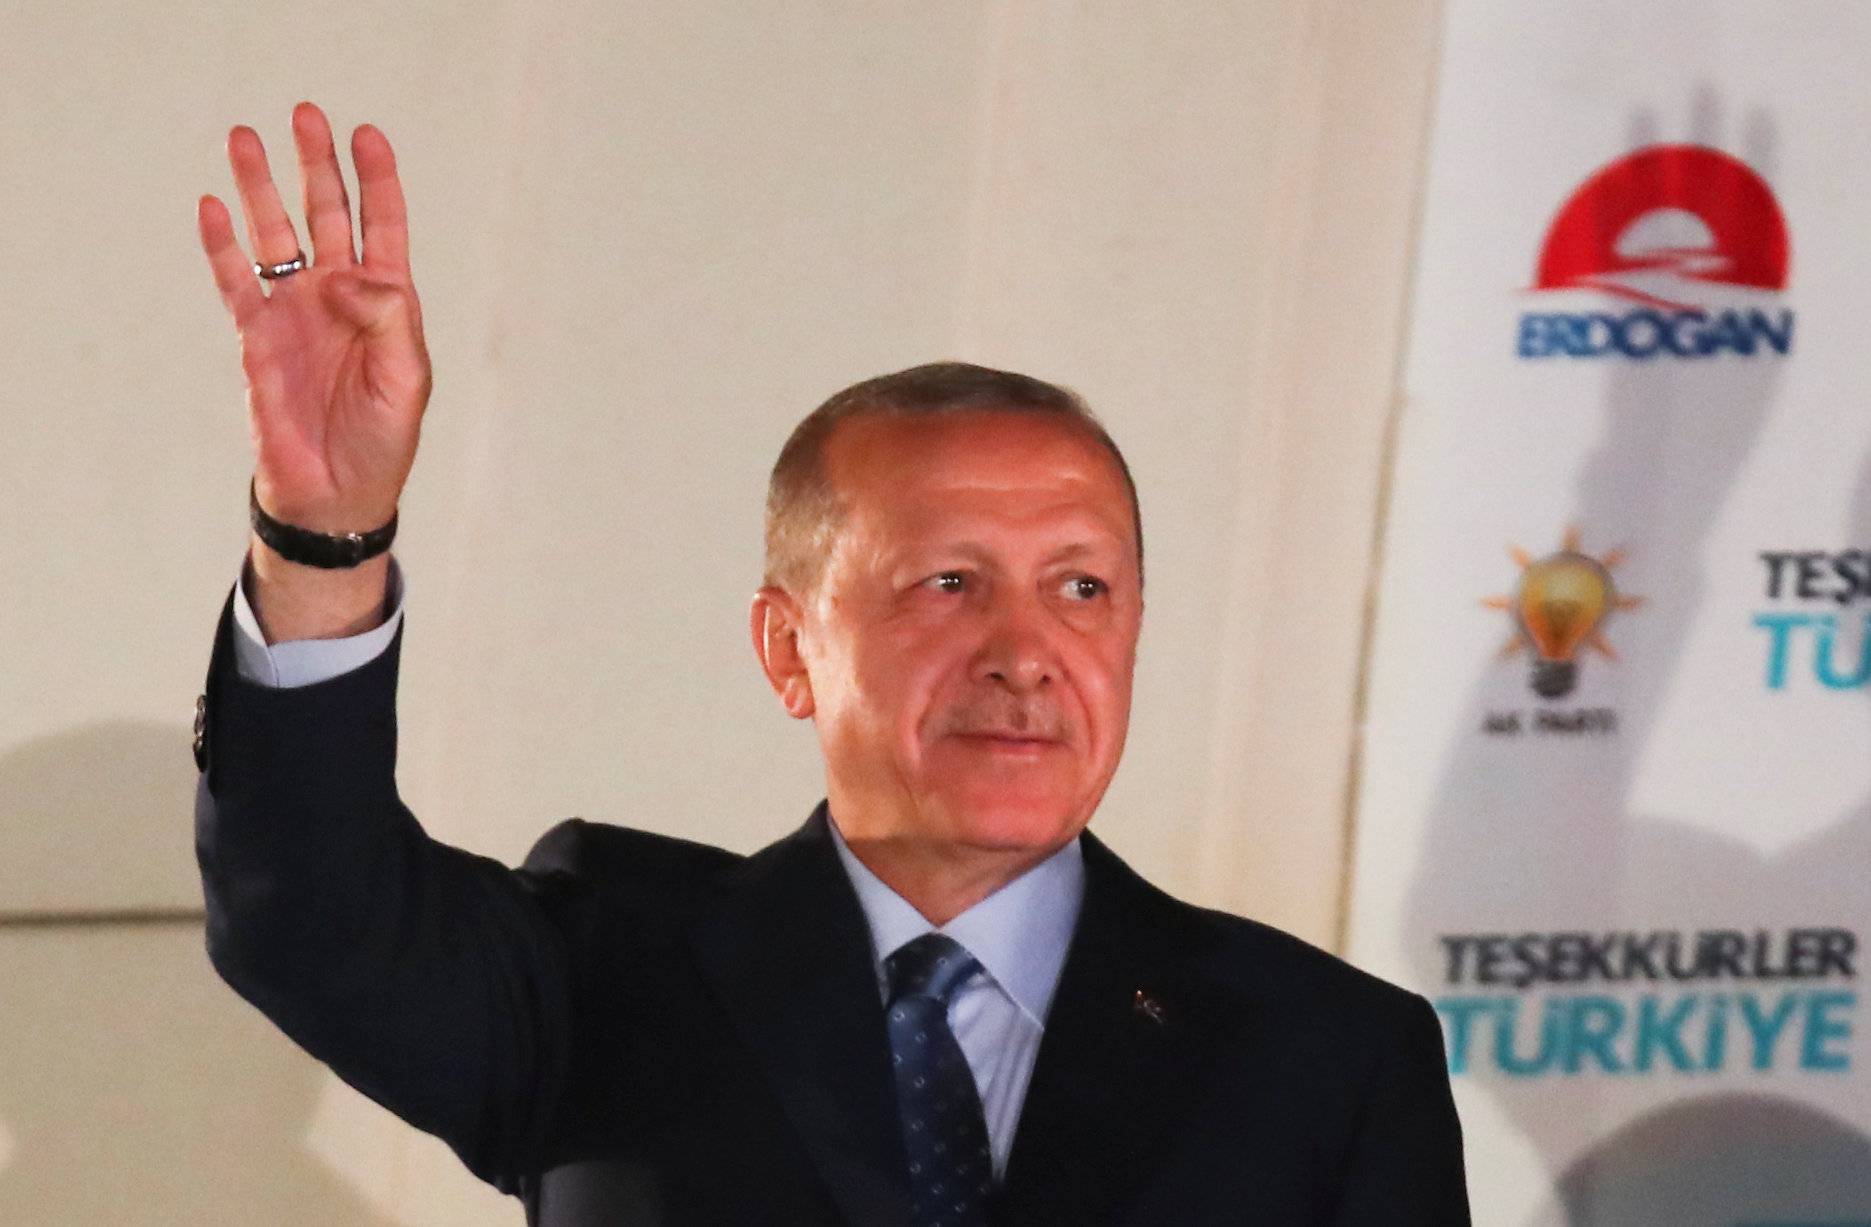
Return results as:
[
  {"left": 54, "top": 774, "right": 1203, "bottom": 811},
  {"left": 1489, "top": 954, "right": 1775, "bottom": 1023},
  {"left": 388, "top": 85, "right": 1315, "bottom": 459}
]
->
[
  {"left": 926, "top": 572, "right": 967, "bottom": 594},
  {"left": 1063, "top": 575, "right": 1108, "bottom": 600}
]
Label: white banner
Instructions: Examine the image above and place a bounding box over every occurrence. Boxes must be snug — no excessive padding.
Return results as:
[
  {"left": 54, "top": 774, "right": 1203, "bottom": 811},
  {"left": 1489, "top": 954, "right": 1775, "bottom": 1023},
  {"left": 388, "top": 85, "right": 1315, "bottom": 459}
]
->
[{"left": 1347, "top": 4, "right": 1871, "bottom": 1223}]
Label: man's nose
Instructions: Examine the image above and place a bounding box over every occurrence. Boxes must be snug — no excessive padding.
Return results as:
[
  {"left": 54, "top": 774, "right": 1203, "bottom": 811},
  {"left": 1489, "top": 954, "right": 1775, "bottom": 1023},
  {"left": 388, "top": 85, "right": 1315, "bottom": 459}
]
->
[{"left": 971, "top": 593, "right": 1057, "bottom": 691}]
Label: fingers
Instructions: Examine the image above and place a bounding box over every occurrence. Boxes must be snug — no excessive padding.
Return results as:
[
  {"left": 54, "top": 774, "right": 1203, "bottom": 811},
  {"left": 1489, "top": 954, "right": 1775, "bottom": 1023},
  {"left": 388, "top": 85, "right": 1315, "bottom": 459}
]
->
[
  {"left": 353, "top": 124, "right": 411, "bottom": 275},
  {"left": 292, "top": 102, "right": 356, "bottom": 268},
  {"left": 227, "top": 125, "right": 303, "bottom": 266},
  {"left": 197, "top": 194, "right": 264, "bottom": 323},
  {"left": 204, "top": 109, "right": 413, "bottom": 324}
]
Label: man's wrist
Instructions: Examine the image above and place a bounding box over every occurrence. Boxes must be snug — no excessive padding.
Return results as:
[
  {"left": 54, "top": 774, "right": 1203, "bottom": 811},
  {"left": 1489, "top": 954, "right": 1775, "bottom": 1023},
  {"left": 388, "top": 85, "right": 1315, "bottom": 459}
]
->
[
  {"left": 250, "top": 479, "right": 398, "bottom": 569},
  {"left": 246, "top": 533, "right": 394, "bottom": 645}
]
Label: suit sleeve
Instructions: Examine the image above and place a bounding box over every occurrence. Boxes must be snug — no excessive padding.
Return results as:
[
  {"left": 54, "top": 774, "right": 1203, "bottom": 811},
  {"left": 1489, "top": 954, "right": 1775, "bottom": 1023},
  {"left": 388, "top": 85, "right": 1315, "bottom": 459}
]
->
[
  {"left": 1327, "top": 991, "right": 1471, "bottom": 1226},
  {"left": 193, "top": 589, "right": 576, "bottom": 1194}
]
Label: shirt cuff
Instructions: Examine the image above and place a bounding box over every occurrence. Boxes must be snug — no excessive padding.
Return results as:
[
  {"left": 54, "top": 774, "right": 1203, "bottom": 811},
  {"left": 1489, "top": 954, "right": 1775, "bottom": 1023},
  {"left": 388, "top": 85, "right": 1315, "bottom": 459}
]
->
[{"left": 231, "top": 556, "right": 407, "bottom": 688}]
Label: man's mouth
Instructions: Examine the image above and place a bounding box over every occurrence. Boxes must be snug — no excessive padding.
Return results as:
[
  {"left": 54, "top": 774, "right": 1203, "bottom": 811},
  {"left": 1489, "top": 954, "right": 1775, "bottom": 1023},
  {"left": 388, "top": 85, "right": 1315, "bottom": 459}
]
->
[{"left": 952, "top": 730, "right": 1062, "bottom": 750}]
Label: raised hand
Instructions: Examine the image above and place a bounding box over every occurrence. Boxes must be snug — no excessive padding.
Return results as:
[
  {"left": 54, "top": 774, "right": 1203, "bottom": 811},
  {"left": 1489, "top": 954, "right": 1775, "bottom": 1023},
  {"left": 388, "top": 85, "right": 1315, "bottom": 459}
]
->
[
  {"left": 199, "top": 102, "right": 428, "bottom": 640},
  {"left": 199, "top": 101, "right": 428, "bottom": 537}
]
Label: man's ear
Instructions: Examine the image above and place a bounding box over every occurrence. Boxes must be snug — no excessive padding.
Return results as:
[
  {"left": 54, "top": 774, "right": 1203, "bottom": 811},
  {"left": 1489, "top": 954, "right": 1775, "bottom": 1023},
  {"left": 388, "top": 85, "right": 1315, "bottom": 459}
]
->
[{"left": 749, "top": 586, "right": 816, "bottom": 719}]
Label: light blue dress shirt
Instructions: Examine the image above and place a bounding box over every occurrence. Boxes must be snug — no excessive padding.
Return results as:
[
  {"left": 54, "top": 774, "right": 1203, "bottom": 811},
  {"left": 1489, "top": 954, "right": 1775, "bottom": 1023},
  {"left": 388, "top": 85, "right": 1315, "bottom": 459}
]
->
[
  {"left": 825, "top": 817, "right": 1082, "bottom": 1179},
  {"left": 230, "top": 557, "right": 407, "bottom": 687},
  {"left": 229, "top": 558, "right": 1087, "bottom": 1179}
]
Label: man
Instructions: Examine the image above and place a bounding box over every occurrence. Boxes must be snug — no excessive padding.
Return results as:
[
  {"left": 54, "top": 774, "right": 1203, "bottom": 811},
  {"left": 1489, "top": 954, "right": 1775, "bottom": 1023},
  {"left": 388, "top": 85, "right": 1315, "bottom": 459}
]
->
[{"left": 193, "top": 103, "right": 1468, "bottom": 1225}]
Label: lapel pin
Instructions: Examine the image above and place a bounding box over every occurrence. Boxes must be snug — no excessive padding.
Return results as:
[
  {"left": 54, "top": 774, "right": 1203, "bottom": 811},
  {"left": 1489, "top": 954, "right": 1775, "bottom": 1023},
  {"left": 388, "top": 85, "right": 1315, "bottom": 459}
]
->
[{"left": 1132, "top": 989, "right": 1167, "bottom": 1027}]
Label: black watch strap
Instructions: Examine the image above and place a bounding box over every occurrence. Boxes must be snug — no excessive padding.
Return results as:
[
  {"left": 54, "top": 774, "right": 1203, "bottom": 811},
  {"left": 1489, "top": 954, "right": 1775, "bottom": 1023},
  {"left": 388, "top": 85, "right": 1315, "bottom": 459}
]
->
[{"left": 249, "top": 480, "right": 397, "bottom": 569}]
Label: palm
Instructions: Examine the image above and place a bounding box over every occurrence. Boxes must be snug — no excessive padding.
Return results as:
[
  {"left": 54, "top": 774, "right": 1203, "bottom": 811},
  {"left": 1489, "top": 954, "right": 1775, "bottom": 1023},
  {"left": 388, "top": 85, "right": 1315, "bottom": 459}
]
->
[
  {"left": 198, "top": 104, "right": 428, "bottom": 532},
  {"left": 241, "top": 269, "right": 422, "bottom": 513}
]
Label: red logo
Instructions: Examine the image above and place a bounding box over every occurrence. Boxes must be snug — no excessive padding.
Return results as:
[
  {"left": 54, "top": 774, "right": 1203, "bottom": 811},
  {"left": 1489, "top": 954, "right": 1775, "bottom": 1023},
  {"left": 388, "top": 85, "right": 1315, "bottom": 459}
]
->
[{"left": 1533, "top": 145, "right": 1789, "bottom": 312}]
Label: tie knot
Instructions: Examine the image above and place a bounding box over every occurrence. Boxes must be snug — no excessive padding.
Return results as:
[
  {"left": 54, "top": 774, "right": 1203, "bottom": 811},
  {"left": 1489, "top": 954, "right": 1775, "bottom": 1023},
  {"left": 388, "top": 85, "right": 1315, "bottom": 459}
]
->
[{"left": 886, "top": 933, "right": 980, "bottom": 1005}]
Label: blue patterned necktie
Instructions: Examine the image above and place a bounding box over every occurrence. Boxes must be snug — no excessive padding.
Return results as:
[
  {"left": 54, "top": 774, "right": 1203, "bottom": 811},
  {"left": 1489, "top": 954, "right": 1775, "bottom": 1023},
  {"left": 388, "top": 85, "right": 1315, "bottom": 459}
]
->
[{"left": 885, "top": 933, "right": 993, "bottom": 1227}]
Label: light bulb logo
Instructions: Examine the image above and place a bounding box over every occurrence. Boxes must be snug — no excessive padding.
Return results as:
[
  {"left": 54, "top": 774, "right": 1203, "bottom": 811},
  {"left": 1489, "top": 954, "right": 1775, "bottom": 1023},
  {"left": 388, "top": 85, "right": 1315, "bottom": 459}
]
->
[{"left": 1483, "top": 528, "right": 1644, "bottom": 699}]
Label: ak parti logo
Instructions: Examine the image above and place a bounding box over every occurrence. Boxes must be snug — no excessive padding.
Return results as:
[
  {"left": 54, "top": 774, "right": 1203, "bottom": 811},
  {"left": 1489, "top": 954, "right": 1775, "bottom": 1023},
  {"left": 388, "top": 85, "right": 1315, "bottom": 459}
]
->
[
  {"left": 1517, "top": 144, "right": 1794, "bottom": 360},
  {"left": 1484, "top": 528, "right": 1644, "bottom": 700}
]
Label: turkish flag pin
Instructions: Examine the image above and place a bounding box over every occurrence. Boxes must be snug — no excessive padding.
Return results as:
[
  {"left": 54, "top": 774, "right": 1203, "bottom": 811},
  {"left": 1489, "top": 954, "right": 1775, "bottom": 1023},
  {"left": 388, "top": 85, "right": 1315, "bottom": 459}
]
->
[{"left": 1132, "top": 989, "right": 1167, "bottom": 1026}]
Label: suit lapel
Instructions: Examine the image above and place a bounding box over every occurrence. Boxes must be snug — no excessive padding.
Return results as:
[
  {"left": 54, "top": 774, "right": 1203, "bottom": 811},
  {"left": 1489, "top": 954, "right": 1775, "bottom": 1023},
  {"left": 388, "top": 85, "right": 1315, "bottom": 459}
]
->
[
  {"left": 996, "top": 831, "right": 1245, "bottom": 1224},
  {"left": 687, "top": 805, "right": 912, "bottom": 1227}
]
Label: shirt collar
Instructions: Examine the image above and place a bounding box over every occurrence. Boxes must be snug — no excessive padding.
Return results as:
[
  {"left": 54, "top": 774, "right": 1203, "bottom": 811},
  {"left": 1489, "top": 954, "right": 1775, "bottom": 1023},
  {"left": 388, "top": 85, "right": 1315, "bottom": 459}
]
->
[{"left": 827, "top": 812, "right": 1085, "bottom": 1027}]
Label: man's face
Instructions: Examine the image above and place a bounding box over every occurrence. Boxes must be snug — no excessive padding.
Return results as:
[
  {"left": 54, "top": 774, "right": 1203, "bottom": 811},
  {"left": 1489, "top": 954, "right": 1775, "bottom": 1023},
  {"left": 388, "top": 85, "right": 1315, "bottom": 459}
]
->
[{"left": 789, "top": 409, "right": 1143, "bottom": 862}]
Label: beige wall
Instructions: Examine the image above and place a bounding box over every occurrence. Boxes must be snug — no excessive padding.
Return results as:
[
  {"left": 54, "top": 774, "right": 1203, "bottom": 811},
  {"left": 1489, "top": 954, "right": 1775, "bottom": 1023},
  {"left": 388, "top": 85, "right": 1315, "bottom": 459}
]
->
[{"left": 0, "top": 1, "right": 1439, "bottom": 1220}]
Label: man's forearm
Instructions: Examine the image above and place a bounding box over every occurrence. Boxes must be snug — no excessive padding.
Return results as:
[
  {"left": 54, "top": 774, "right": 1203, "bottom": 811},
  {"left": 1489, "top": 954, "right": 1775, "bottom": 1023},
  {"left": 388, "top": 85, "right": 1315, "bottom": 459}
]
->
[
  {"left": 195, "top": 598, "right": 571, "bottom": 1189},
  {"left": 246, "top": 532, "right": 393, "bottom": 644}
]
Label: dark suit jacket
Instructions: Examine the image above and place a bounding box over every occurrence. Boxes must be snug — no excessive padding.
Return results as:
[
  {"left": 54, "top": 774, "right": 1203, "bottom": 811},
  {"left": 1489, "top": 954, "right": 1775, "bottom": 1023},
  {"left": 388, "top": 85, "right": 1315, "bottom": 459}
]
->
[{"left": 193, "top": 594, "right": 1468, "bottom": 1225}]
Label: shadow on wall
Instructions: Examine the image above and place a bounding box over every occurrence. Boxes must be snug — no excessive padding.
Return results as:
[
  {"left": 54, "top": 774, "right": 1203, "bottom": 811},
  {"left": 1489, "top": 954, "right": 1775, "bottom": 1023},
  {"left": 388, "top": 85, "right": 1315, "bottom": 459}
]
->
[
  {"left": 1399, "top": 94, "right": 1871, "bottom": 1220},
  {"left": 0, "top": 720, "right": 203, "bottom": 913},
  {"left": 0, "top": 721, "right": 402, "bottom": 1227},
  {"left": 1531, "top": 1095, "right": 1871, "bottom": 1226}
]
